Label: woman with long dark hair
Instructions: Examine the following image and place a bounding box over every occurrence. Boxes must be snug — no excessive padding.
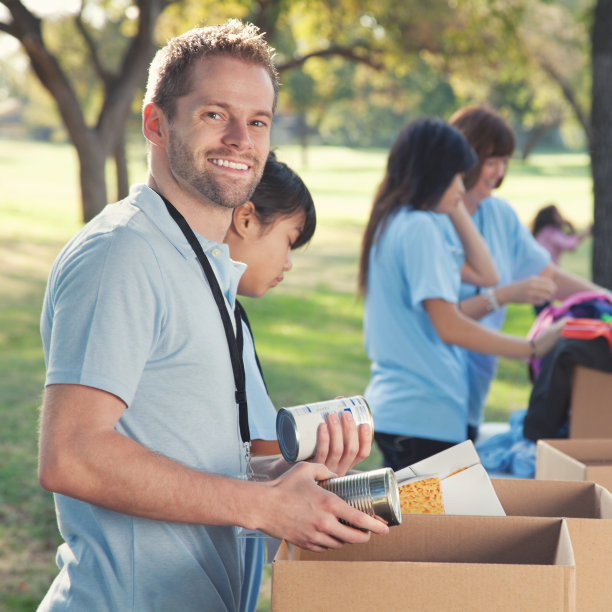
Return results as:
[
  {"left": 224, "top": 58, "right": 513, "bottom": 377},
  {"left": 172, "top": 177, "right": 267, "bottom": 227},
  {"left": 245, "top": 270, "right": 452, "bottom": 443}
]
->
[{"left": 359, "top": 118, "right": 561, "bottom": 470}]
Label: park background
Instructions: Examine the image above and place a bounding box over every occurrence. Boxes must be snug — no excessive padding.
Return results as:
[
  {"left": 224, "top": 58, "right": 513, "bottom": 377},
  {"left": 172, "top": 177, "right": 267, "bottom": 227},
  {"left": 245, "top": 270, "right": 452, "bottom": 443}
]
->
[{"left": 0, "top": 0, "right": 605, "bottom": 610}]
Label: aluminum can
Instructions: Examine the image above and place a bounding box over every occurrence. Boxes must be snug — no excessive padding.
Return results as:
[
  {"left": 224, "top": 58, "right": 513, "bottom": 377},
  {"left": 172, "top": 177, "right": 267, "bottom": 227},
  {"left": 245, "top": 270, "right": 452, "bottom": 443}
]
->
[
  {"left": 319, "top": 467, "right": 402, "bottom": 526},
  {"left": 276, "top": 396, "right": 374, "bottom": 463}
]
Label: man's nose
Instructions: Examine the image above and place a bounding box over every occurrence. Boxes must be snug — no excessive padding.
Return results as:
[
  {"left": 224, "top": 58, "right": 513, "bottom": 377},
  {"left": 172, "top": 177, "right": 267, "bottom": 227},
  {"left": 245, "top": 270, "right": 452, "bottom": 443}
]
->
[{"left": 222, "top": 119, "right": 253, "bottom": 150}]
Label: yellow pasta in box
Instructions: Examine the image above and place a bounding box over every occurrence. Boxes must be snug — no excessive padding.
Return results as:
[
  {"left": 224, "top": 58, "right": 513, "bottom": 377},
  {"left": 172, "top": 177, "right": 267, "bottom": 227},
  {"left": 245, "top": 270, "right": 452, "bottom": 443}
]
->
[{"left": 399, "top": 476, "right": 444, "bottom": 514}]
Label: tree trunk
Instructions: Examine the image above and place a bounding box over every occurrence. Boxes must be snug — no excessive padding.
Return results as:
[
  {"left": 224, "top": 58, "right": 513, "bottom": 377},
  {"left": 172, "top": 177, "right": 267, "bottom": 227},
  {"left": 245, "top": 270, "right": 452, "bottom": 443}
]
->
[
  {"left": 78, "top": 138, "right": 108, "bottom": 223},
  {"left": 0, "top": 0, "right": 169, "bottom": 223},
  {"left": 591, "top": 0, "right": 612, "bottom": 290},
  {"left": 297, "top": 113, "right": 309, "bottom": 168},
  {"left": 114, "top": 132, "right": 129, "bottom": 202},
  {"left": 521, "top": 123, "right": 552, "bottom": 160}
]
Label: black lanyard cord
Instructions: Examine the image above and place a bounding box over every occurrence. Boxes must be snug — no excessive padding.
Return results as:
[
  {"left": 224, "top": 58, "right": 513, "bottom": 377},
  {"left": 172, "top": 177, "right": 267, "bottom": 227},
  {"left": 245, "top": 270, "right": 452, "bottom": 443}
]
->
[
  {"left": 236, "top": 299, "right": 268, "bottom": 394},
  {"left": 160, "top": 194, "right": 250, "bottom": 444}
]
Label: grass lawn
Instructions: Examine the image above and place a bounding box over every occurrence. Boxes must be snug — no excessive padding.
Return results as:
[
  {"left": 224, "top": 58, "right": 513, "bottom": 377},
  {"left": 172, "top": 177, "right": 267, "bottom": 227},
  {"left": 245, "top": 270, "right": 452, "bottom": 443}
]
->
[{"left": 0, "top": 138, "right": 593, "bottom": 610}]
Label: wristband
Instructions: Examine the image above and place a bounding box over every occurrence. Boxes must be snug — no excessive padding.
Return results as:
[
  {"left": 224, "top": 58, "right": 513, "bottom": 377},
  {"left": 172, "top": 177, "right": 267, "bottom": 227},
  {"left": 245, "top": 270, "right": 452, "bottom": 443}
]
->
[{"left": 482, "top": 287, "right": 500, "bottom": 312}]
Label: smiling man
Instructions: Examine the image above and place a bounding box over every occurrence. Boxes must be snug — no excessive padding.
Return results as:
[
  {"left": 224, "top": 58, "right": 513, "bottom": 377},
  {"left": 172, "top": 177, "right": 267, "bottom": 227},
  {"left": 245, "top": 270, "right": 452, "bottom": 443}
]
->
[{"left": 37, "top": 20, "right": 387, "bottom": 612}]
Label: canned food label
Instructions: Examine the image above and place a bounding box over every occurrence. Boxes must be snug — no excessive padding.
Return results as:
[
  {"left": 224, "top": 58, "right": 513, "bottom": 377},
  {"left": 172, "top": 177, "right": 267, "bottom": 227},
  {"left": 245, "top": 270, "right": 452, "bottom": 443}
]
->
[{"left": 277, "top": 396, "right": 373, "bottom": 462}]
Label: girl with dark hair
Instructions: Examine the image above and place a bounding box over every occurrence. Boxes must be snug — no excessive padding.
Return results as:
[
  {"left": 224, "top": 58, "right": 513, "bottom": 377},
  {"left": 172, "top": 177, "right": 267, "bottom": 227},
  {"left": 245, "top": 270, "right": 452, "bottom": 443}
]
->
[
  {"left": 532, "top": 203, "right": 591, "bottom": 265},
  {"left": 226, "top": 153, "right": 325, "bottom": 458},
  {"left": 227, "top": 153, "right": 371, "bottom": 612},
  {"left": 448, "top": 105, "right": 604, "bottom": 437},
  {"left": 359, "top": 118, "right": 562, "bottom": 470}
]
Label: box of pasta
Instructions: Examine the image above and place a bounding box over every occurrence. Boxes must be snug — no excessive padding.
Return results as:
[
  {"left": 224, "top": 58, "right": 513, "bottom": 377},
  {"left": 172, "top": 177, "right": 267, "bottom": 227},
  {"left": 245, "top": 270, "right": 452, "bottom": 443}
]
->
[{"left": 394, "top": 440, "right": 505, "bottom": 516}]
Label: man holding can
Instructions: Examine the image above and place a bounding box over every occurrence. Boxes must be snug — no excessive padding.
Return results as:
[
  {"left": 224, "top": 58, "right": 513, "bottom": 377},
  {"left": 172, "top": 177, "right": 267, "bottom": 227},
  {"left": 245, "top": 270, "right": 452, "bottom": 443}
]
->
[{"left": 37, "top": 20, "right": 387, "bottom": 612}]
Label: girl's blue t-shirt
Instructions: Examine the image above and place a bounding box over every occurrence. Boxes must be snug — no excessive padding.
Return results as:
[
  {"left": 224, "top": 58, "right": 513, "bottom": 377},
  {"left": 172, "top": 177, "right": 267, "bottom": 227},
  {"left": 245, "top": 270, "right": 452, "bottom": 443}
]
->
[
  {"left": 363, "top": 207, "right": 469, "bottom": 443},
  {"left": 242, "top": 319, "right": 277, "bottom": 441}
]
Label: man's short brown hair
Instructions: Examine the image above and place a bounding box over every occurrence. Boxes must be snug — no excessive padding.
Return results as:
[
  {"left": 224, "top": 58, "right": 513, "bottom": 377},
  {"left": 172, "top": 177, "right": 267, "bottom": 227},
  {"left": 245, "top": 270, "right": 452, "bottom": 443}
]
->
[{"left": 144, "top": 19, "right": 278, "bottom": 121}]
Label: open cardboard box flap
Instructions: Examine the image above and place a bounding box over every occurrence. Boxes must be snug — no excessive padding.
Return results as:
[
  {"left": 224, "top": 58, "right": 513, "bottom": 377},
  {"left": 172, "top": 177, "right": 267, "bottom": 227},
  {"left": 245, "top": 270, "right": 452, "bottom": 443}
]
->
[{"left": 395, "top": 439, "right": 480, "bottom": 479}]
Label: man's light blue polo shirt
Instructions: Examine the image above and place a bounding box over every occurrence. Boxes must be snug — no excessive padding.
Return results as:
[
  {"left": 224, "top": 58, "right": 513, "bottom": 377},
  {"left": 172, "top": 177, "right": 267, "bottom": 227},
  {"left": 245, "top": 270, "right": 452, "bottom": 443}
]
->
[{"left": 40, "top": 184, "right": 248, "bottom": 611}]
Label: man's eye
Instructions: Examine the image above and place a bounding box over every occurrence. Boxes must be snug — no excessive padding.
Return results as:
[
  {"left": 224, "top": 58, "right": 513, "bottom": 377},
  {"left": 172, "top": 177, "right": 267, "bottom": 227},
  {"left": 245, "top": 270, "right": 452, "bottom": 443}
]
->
[{"left": 206, "top": 112, "right": 221, "bottom": 120}]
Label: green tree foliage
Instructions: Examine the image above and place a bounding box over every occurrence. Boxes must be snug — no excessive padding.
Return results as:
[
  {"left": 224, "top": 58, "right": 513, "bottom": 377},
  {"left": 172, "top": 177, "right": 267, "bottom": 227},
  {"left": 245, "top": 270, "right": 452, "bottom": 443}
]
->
[
  {"left": 0, "top": 0, "right": 177, "bottom": 221},
  {"left": 0, "top": 0, "right": 607, "bottom": 222}
]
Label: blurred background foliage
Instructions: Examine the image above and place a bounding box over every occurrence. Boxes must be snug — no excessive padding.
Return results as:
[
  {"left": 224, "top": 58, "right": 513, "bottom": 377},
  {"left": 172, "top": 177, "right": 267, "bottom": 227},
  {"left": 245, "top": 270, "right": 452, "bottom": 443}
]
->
[{"left": 0, "top": 0, "right": 595, "bottom": 153}]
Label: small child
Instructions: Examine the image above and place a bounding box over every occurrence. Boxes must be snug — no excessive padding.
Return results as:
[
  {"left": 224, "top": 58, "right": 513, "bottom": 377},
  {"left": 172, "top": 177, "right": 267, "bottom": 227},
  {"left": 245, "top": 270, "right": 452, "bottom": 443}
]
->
[
  {"left": 532, "top": 203, "right": 591, "bottom": 265},
  {"left": 226, "top": 153, "right": 370, "bottom": 612}
]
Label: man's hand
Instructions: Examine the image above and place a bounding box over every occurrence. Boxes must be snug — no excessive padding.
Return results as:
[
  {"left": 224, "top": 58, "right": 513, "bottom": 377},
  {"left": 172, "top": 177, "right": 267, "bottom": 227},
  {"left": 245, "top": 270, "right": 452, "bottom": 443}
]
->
[
  {"left": 309, "top": 412, "right": 372, "bottom": 476},
  {"left": 255, "top": 462, "right": 389, "bottom": 552}
]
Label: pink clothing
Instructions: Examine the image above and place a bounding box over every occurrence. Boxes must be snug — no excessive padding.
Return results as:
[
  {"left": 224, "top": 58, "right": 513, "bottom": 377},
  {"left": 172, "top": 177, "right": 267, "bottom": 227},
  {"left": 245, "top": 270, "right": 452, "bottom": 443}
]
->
[{"left": 535, "top": 226, "right": 580, "bottom": 264}]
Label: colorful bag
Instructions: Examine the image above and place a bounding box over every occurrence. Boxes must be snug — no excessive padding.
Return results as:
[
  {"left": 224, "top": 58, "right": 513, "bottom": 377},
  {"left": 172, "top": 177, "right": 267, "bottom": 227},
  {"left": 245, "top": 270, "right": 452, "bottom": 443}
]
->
[{"left": 527, "top": 290, "right": 612, "bottom": 380}]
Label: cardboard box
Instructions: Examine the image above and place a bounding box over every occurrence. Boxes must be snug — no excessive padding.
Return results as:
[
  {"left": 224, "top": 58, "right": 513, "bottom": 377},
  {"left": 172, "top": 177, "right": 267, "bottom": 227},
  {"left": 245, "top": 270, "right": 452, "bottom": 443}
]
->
[
  {"left": 570, "top": 366, "right": 612, "bottom": 438},
  {"left": 272, "top": 515, "right": 575, "bottom": 612},
  {"left": 536, "top": 438, "right": 612, "bottom": 492},
  {"left": 493, "top": 478, "right": 612, "bottom": 611}
]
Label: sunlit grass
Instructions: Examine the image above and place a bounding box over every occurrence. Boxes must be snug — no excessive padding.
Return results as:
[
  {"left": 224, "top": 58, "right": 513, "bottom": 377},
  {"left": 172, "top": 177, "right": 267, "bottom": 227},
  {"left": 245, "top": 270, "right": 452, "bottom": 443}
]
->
[{"left": 497, "top": 152, "right": 593, "bottom": 227}]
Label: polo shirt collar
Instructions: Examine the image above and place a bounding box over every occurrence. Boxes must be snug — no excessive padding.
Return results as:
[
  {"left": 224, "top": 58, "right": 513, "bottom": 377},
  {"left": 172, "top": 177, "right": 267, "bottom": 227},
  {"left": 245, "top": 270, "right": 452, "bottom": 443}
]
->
[{"left": 127, "top": 184, "right": 246, "bottom": 305}]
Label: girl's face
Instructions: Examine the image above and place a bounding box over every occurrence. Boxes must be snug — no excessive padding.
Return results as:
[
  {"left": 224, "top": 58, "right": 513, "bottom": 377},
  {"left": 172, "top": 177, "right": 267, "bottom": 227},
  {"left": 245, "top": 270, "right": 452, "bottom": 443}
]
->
[
  {"left": 469, "top": 155, "right": 509, "bottom": 203},
  {"left": 229, "top": 204, "right": 305, "bottom": 298},
  {"left": 435, "top": 174, "right": 465, "bottom": 214}
]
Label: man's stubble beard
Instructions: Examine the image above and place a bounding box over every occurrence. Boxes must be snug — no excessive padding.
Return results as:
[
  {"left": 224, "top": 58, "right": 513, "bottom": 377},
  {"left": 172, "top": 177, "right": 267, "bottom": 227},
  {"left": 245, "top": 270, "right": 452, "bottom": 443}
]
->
[{"left": 167, "top": 129, "right": 264, "bottom": 210}]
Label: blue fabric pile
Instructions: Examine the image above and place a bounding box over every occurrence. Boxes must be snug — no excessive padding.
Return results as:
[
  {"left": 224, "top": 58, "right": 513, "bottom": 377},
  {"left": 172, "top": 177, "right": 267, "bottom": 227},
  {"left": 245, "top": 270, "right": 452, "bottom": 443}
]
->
[
  {"left": 476, "top": 410, "right": 539, "bottom": 478},
  {"left": 476, "top": 409, "right": 569, "bottom": 478}
]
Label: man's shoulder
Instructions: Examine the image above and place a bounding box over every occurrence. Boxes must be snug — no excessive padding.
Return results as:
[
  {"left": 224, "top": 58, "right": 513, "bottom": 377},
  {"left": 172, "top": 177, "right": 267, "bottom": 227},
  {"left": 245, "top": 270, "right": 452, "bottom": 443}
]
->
[
  {"left": 80, "top": 185, "right": 166, "bottom": 247},
  {"left": 53, "top": 187, "right": 169, "bottom": 280}
]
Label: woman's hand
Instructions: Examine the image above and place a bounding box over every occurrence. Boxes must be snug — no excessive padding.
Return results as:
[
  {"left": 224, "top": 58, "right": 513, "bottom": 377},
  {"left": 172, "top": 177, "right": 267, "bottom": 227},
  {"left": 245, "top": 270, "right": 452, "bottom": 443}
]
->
[
  {"left": 531, "top": 319, "right": 566, "bottom": 358},
  {"left": 497, "top": 276, "right": 556, "bottom": 306}
]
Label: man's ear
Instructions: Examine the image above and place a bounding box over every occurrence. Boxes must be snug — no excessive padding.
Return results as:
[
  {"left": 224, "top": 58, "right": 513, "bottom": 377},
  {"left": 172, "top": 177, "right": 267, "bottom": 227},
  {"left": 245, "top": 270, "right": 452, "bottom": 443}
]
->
[
  {"left": 142, "top": 103, "right": 166, "bottom": 146},
  {"left": 231, "top": 201, "right": 257, "bottom": 239}
]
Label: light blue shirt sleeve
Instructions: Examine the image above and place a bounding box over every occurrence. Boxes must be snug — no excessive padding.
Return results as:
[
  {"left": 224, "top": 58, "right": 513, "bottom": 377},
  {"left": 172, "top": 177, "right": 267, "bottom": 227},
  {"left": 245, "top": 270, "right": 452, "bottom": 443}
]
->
[
  {"left": 43, "top": 222, "right": 164, "bottom": 406},
  {"left": 399, "top": 210, "right": 463, "bottom": 307}
]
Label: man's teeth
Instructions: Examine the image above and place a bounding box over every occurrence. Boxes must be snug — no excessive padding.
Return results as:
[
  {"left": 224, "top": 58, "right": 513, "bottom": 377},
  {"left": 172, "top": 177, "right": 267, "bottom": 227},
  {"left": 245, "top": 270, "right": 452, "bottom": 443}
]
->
[{"left": 211, "top": 159, "right": 248, "bottom": 170}]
